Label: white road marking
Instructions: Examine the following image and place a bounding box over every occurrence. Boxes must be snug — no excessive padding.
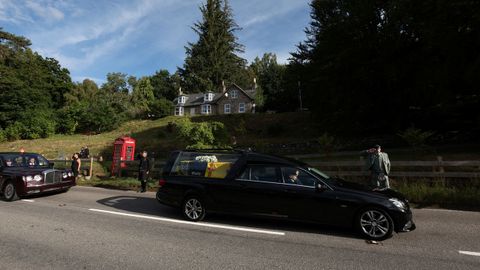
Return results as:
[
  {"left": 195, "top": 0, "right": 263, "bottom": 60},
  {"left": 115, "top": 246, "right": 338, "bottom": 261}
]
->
[
  {"left": 21, "top": 199, "right": 35, "bottom": 202},
  {"left": 89, "top": 208, "right": 285, "bottom": 236},
  {"left": 459, "top": 250, "right": 480, "bottom": 257}
]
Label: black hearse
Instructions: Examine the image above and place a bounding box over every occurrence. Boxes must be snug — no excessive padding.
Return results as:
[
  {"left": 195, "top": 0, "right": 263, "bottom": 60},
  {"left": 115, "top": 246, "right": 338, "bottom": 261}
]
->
[{"left": 156, "top": 150, "right": 415, "bottom": 240}]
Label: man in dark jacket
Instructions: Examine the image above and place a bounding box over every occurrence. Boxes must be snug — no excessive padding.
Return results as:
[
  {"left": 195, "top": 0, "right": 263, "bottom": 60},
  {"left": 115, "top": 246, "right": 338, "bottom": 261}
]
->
[{"left": 138, "top": 151, "right": 150, "bottom": 193}]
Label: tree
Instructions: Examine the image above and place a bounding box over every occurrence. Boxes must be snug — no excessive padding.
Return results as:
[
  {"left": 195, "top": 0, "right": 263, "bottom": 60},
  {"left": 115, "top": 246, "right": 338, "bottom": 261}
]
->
[
  {"left": 179, "top": 0, "right": 251, "bottom": 92},
  {"left": 0, "top": 29, "right": 73, "bottom": 139},
  {"left": 289, "top": 0, "right": 480, "bottom": 134},
  {"left": 60, "top": 78, "right": 131, "bottom": 134},
  {"left": 250, "top": 53, "right": 287, "bottom": 111},
  {"left": 150, "top": 69, "right": 178, "bottom": 100},
  {"left": 101, "top": 72, "right": 129, "bottom": 93},
  {"left": 131, "top": 77, "right": 155, "bottom": 118}
]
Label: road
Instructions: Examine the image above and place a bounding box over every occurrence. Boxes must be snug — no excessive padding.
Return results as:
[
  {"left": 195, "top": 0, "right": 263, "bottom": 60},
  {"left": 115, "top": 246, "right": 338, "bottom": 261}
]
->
[{"left": 0, "top": 186, "right": 479, "bottom": 270}]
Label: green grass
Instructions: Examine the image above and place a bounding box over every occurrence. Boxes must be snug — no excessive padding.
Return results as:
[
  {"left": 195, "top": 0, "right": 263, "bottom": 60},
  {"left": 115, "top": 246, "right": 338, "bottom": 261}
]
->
[
  {"left": 0, "top": 112, "right": 321, "bottom": 160},
  {"left": 77, "top": 177, "right": 158, "bottom": 191},
  {"left": 395, "top": 181, "right": 480, "bottom": 210}
]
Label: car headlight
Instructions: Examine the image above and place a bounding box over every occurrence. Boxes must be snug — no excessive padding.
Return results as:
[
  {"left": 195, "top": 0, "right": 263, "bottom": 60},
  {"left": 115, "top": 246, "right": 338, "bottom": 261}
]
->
[
  {"left": 23, "top": 175, "right": 34, "bottom": 182},
  {"left": 33, "top": 175, "right": 42, "bottom": 181},
  {"left": 389, "top": 198, "right": 406, "bottom": 210},
  {"left": 67, "top": 172, "right": 73, "bottom": 177},
  {"left": 63, "top": 172, "right": 68, "bottom": 179}
]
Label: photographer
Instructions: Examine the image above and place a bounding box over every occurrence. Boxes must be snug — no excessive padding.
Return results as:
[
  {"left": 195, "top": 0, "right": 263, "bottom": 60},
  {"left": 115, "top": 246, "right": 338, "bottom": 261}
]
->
[{"left": 361, "top": 144, "right": 391, "bottom": 189}]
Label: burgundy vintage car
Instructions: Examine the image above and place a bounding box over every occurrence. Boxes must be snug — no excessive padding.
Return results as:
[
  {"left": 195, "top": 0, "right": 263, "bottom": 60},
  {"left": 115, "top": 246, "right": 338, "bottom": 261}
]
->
[{"left": 0, "top": 152, "right": 76, "bottom": 201}]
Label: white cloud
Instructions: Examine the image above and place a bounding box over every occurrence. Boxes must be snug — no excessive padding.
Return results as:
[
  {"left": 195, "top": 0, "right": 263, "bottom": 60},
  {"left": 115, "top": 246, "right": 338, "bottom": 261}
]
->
[
  {"left": 25, "top": 0, "right": 64, "bottom": 21},
  {"left": 0, "top": 0, "right": 34, "bottom": 24},
  {"left": 2, "top": 0, "right": 310, "bottom": 80}
]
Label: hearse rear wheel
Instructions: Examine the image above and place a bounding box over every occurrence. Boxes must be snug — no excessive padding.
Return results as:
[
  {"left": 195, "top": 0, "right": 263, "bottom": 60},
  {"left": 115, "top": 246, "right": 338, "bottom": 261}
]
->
[
  {"left": 3, "top": 181, "right": 19, "bottom": 201},
  {"left": 182, "top": 196, "right": 206, "bottom": 222}
]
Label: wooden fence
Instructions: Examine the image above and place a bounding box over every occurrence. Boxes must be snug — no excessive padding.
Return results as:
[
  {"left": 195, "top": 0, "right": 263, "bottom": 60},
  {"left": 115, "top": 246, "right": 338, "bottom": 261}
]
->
[
  {"left": 307, "top": 160, "right": 480, "bottom": 179},
  {"left": 49, "top": 156, "right": 480, "bottom": 180}
]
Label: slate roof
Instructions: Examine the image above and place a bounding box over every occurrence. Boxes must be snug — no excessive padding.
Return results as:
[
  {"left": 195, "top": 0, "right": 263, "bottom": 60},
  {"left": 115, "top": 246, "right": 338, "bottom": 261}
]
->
[{"left": 174, "top": 84, "right": 256, "bottom": 107}]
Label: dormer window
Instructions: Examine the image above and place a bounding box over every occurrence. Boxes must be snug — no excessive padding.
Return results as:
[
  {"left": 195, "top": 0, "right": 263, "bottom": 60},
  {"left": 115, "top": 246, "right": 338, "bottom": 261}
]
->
[
  {"left": 231, "top": 90, "right": 238, "bottom": 99},
  {"left": 204, "top": 92, "right": 214, "bottom": 102},
  {"left": 178, "top": 96, "right": 186, "bottom": 104}
]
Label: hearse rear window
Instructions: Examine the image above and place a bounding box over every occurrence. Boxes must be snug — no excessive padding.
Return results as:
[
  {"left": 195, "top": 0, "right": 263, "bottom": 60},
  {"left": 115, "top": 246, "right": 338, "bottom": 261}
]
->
[{"left": 170, "top": 152, "right": 240, "bottom": 179}]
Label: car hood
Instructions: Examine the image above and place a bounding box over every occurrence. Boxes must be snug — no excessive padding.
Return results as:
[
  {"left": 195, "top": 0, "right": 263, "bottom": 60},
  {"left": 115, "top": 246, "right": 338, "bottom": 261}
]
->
[
  {"left": 331, "top": 178, "right": 406, "bottom": 200},
  {"left": 1, "top": 167, "right": 54, "bottom": 176}
]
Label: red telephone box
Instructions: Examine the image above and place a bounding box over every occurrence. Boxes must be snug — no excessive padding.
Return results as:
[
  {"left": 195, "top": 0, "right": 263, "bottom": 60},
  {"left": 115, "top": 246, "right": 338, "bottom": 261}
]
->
[{"left": 111, "top": 136, "right": 136, "bottom": 176}]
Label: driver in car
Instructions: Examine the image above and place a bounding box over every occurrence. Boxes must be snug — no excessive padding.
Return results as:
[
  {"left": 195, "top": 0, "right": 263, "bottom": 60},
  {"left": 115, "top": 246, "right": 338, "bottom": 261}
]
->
[
  {"left": 288, "top": 170, "right": 300, "bottom": 184},
  {"left": 28, "top": 158, "right": 36, "bottom": 166}
]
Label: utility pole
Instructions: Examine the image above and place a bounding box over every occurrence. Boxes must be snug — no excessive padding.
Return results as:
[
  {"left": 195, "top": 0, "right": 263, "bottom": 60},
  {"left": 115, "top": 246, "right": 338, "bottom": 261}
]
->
[{"left": 298, "top": 81, "right": 303, "bottom": 111}]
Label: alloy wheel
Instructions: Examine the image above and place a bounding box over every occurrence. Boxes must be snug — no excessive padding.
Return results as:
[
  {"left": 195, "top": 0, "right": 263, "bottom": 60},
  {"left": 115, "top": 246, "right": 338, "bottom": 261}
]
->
[
  {"left": 360, "top": 210, "right": 390, "bottom": 239},
  {"left": 184, "top": 198, "right": 204, "bottom": 221}
]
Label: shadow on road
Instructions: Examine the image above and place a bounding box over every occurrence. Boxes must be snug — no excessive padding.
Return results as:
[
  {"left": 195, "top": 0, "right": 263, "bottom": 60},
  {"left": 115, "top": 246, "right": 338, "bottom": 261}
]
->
[{"left": 96, "top": 195, "right": 361, "bottom": 240}]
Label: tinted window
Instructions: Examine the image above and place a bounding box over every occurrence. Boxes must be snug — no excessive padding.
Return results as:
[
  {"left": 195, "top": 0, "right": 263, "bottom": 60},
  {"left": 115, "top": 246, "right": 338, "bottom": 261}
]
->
[
  {"left": 170, "top": 152, "right": 240, "bottom": 179},
  {"left": 282, "top": 167, "right": 317, "bottom": 187},
  {"left": 249, "top": 166, "right": 280, "bottom": 183},
  {"left": 238, "top": 168, "right": 250, "bottom": 179},
  {"left": 1, "top": 154, "right": 49, "bottom": 167}
]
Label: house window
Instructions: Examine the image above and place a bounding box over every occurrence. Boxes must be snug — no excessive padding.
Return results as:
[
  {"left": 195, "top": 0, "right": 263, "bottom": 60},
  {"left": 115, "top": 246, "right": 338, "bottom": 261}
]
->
[
  {"left": 175, "top": 107, "right": 184, "bottom": 116},
  {"left": 224, "top": 104, "right": 231, "bottom": 114},
  {"left": 204, "top": 92, "right": 214, "bottom": 102},
  {"left": 201, "top": 104, "right": 212, "bottom": 115},
  {"left": 179, "top": 96, "right": 186, "bottom": 104},
  {"left": 231, "top": 90, "right": 238, "bottom": 99},
  {"left": 238, "top": 103, "right": 245, "bottom": 113}
]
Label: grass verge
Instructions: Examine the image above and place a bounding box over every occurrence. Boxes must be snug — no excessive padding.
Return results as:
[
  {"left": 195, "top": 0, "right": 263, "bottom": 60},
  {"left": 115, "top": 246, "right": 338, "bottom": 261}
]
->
[
  {"left": 77, "top": 177, "right": 158, "bottom": 192},
  {"left": 396, "top": 181, "right": 480, "bottom": 211}
]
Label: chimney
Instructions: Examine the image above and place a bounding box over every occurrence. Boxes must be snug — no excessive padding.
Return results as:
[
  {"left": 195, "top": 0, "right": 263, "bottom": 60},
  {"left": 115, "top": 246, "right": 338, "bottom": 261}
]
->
[
  {"left": 222, "top": 80, "right": 226, "bottom": 93},
  {"left": 253, "top": 77, "right": 257, "bottom": 90},
  {"left": 178, "top": 87, "right": 183, "bottom": 96}
]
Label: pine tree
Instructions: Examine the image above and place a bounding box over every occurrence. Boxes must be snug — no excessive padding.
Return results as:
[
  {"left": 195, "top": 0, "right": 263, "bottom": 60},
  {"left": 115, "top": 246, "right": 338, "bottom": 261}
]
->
[{"left": 179, "top": 0, "right": 250, "bottom": 93}]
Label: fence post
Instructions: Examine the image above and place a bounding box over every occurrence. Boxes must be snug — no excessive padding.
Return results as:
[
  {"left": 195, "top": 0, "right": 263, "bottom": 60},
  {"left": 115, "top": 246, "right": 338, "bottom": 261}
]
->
[
  {"left": 437, "top": 156, "right": 445, "bottom": 185},
  {"left": 117, "top": 159, "right": 122, "bottom": 177},
  {"left": 89, "top": 157, "right": 93, "bottom": 177}
]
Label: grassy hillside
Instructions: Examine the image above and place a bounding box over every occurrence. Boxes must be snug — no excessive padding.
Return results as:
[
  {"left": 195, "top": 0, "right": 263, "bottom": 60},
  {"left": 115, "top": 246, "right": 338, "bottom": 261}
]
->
[
  {"left": 2, "top": 111, "right": 480, "bottom": 162},
  {"left": 0, "top": 112, "right": 321, "bottom": 160}
]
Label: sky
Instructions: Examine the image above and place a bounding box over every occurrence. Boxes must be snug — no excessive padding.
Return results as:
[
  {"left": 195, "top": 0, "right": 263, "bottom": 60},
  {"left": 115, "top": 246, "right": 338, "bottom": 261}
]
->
[{"left": 0, "top": 0, "right": 311, "bottom": 84}]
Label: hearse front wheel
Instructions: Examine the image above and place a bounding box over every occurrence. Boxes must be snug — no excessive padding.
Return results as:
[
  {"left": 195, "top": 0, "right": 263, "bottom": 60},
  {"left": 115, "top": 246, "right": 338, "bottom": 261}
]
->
[
  {"left": 182, "top": 196, "right": 206, "bottom": 222},
  {"left": 3, "top": 181, "right": 19, "bottom": 201},
  {"left": 356, "top": 207, "right": 394, "bottom": 241}
]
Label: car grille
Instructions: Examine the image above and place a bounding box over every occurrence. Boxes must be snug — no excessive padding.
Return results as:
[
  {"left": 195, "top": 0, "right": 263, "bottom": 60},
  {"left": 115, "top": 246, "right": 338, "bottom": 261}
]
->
[{"left": 44, "top": 170, "right": 63, "bottom": 184}]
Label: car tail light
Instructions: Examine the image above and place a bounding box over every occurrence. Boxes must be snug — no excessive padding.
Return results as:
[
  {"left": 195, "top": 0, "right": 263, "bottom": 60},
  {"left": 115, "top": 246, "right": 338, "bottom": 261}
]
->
[{"left": 158, "top": 179, "right": 166, "bottom": 187}]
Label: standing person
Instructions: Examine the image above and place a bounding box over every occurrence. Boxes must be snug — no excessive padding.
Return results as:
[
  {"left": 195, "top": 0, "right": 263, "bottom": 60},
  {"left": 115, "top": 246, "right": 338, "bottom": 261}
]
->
[
  {"left": 138, "top": 151, "right": 150, "bottom": 193},
  {"left": 361, "top": 145, "right": 391, "bottom": 189},
  {"left": 84, "top": 146, "right": 90, "bottom": 158},
  {"left": 71, "top": 153, "right": 81, "bottom": 180}
]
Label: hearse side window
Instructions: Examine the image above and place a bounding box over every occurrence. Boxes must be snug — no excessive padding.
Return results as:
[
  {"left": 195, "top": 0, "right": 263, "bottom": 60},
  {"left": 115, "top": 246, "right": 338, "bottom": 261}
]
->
[
  {"left": 249, "top": 166, "right": 281, "bottom": 183},
  {"left": 238, "top": 167, "right": 250, "bottom": 180},
  {"left": 170, "top": 152, "right": 240, "bottom": 179},
  {"left": 282, "top": 167, "right": 317, "bottom": 187}
]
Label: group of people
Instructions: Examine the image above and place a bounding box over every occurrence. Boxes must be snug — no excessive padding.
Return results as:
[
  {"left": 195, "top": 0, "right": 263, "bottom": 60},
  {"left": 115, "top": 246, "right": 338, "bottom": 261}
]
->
[
  {"left": 20, "top": 144, "right": 390, "bottom": 192},
  {"left": 70, "top": 146, "right": 89, "bottom": 180}
]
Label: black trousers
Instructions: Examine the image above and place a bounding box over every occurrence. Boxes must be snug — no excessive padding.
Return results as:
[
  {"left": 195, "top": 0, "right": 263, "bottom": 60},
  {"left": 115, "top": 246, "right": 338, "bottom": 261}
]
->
[{"left": 138, "top": 170, "right": 148, "bottom": 191}]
